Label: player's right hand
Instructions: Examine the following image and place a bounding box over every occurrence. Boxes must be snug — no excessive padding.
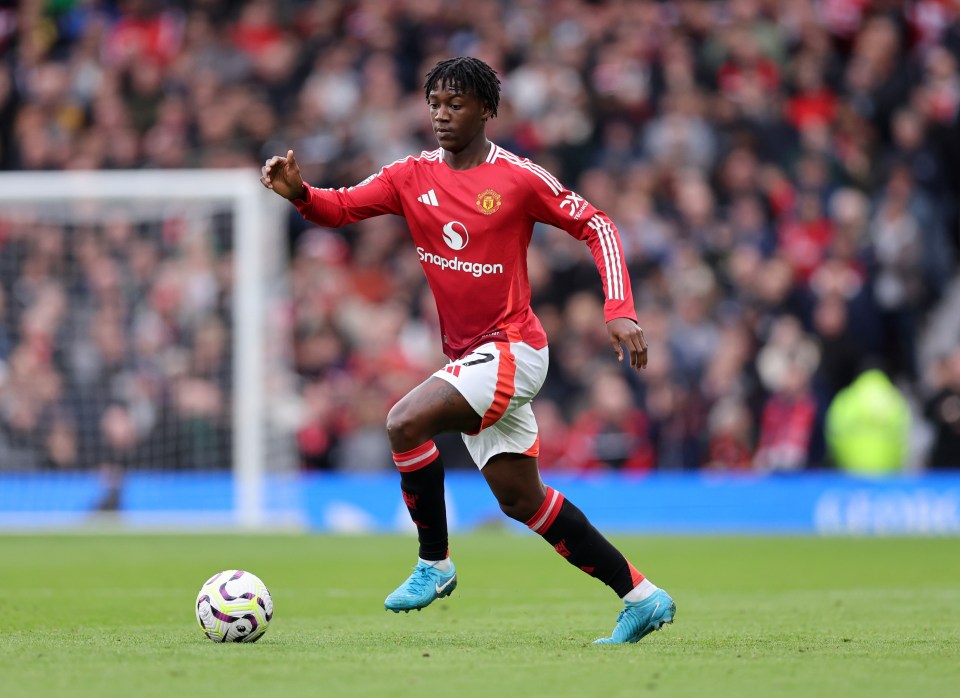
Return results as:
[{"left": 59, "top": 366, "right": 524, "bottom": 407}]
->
[{"left": 260, "top": 149, "right": 306, "bottom": 200}]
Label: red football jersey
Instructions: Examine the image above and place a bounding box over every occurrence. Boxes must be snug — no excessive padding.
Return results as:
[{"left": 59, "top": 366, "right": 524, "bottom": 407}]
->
[{"left": 293, "top": 143, "right": 637, "bottom": 359}]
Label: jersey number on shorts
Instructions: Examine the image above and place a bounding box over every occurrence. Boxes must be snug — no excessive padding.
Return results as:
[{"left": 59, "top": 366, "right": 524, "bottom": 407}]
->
[{"left": 462, "top": 352, "right": 495, "bottom": 367}]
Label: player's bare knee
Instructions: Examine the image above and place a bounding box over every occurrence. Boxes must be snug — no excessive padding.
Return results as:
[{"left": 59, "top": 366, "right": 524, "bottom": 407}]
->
[
  {"left": 496, "top": 494, "right": 538, "bottom": 522},
  {"left": 385, "top": 402, "right": 426, "bottom": 451},
  {"left": 384, "top": 406, "right": 410, "bottom": 449}
]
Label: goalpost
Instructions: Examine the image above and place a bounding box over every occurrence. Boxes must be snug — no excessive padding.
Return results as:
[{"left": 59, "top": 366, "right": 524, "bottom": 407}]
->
[{"left": 0, "top": 170, "right": 297, "bottom": 529}]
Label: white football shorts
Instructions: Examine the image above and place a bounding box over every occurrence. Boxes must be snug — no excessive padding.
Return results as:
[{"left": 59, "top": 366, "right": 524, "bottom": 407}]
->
[{"left": 432, "top": 340, "right": 549, "bottom": 468}]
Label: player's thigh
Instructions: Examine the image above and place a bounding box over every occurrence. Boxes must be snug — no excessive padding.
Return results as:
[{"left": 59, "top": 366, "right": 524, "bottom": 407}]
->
[{"left": 387, "top": 376, "right": 481, "bottom": 440}]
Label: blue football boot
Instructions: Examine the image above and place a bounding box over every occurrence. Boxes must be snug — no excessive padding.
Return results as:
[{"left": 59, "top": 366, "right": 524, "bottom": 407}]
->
[
  {"left": 384, "top": 560, "right": 457, "bottom": 613},
  {"left": 593, "top": 588, "right": 676, "bottom": 644}
]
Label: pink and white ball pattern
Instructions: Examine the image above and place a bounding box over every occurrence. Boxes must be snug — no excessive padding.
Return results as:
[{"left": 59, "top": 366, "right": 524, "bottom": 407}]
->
[{"left": 195, "top": 570, "right": 274, "bottom": 643}]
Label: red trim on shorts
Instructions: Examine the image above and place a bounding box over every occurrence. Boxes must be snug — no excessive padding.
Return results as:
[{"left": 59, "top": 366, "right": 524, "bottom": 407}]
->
[
  {"left": 525, "top": 486, "right": 565, "bottom": 534},
  {"left": 479, "top": 341, "right": 517, "bottom": 430},
  {"left": 522, "top": 434, "right": 541, "bottom": 458},
  {"left": 392, "top": 441, "right": 440, "bottom": 472},
  {"left": 627, "top": 562, "right": 645, "bottom": 587}
]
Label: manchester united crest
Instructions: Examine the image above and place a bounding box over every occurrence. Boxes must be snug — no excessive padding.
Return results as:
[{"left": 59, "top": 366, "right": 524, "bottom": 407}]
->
[{"left": 475, "top": 189, "right": 502, "bottom": 215}]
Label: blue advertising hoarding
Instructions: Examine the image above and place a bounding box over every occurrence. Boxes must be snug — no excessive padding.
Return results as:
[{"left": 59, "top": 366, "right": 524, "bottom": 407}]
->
[{"left": 1, "top": 471, "right": 958, "bottom": 535}]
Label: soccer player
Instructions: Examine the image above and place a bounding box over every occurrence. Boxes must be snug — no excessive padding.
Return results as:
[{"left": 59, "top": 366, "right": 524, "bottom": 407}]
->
[{"left": 261, "top": 57, "right": 675, "bottom": 644}]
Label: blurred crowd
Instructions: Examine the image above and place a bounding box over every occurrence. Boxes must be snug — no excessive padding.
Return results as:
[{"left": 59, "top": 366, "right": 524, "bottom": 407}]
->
[
  {"left": 1, "top": 0, "right": 960, "bottom": 475},
  {"left": 0, "top": 205, "right": 236, "bottom": 474}
]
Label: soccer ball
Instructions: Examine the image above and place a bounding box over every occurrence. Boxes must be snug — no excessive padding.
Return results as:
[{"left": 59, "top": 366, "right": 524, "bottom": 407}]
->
[{"left": 195, "top": 569, "right": 274, "bottom": 643}]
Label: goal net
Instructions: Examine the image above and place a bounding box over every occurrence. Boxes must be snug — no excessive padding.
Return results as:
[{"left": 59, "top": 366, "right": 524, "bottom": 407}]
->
[{"left": 0, "top": 170, "right": 298, "bottom": 529}]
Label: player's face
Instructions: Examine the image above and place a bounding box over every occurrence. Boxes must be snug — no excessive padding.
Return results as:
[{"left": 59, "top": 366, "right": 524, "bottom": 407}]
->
[{"left": 427, "top": 83, "right": 491, "bottom": 153}]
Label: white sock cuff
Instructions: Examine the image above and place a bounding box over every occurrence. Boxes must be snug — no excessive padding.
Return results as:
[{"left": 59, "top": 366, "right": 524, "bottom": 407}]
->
[
  {"left": 623, "top": 578, "right": 658, "bottom": 602},
  {"left": 420, "top": 557, "right": 452, "bottom": 572}
]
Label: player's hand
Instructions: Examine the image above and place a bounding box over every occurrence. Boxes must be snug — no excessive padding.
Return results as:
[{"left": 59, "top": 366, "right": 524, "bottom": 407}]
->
[
  {"left": 260, "top": 149, "right": 306, "bottom": 200},
  {"left": 606, "top": 317, "right": 648, "bottom": 371}
]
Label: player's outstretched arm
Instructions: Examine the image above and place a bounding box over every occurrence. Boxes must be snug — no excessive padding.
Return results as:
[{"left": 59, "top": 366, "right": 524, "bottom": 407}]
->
[
  {"left": 260, "top": 149, "right": 306, "bottom": 200},
  {"left": 607, "top": 317, "right": 648, "bottom": 372},
  {"left": 265, "top": 152, "right": 401, "bottom": 228}
]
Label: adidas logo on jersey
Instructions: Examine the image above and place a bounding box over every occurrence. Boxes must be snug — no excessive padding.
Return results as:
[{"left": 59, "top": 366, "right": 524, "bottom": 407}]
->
[{"left": 417, "top": 189, "right": 439, "bottom": 206}]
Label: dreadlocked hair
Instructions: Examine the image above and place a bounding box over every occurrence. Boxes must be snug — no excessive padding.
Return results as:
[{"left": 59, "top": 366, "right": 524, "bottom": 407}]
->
[{"left": 423, "top": 57, "right": 501, "bottom": 118}]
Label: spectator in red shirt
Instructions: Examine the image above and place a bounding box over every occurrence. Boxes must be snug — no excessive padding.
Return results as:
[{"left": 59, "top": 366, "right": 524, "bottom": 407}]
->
[
  {"left": 753, "top": 317, "right": 820, "bottom": 472},
  {"left": 565, "top": 368, "right": 654, "bottom": 472},
  {"left": 786, "top": 53, "right": 838, "bottom": 130}
]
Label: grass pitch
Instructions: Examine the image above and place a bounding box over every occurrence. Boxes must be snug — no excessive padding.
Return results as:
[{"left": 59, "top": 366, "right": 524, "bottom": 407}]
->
[{"left": 0, "top": 533, "right": 957, "bottom": 698}]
